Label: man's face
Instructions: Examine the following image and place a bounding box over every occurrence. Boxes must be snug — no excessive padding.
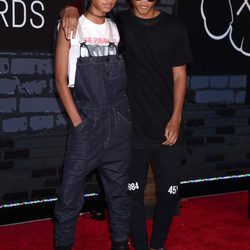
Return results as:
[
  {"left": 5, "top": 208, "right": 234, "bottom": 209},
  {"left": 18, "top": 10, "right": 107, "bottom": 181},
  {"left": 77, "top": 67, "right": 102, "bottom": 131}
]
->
[{"left": 131, "top": 0, "right": 157, "bottom": 19}]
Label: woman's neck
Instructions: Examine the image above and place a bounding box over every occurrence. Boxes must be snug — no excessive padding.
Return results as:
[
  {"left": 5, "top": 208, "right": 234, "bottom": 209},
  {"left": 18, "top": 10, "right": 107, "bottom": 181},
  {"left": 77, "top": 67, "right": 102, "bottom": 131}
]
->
[{"left": 85, "top": 8, "right": 106, "bottom": 24}]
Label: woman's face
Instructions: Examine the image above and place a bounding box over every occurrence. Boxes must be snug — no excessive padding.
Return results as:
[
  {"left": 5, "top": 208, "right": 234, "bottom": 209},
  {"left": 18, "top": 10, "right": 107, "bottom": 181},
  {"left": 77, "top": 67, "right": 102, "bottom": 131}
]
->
[{"left": 89, "top": 0, "right": 117, "bottom": 15}]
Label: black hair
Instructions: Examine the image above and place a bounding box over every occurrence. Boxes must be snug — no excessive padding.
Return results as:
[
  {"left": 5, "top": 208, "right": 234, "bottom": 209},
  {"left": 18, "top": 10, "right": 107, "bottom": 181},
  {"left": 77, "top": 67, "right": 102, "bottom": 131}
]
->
[{"left": 81, "top": 0, "right": 91, "bottom": 13}]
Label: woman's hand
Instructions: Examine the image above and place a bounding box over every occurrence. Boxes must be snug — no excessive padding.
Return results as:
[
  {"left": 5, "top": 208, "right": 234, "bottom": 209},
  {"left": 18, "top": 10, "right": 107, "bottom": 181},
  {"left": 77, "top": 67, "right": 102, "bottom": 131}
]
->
[{"left": 72, "top": 117, "right": 83, "bottom": 128}]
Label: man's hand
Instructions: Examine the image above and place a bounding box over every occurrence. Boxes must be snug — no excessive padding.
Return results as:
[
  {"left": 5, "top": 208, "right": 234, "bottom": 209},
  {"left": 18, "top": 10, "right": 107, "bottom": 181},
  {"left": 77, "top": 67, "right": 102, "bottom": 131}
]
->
[
  {"left": 162, "top": 65, "right": 186, "bottom": 146},
  {"left": 162, "top": 118, "right": 181, "bottom": 146},
  {"left": 61, "top": 6, "right": 79, "bottom": 40}
]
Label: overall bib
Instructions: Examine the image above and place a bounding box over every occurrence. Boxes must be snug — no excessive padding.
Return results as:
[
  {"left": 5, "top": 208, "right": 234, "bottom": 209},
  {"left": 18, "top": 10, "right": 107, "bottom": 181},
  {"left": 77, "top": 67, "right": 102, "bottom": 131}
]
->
[{"left": 54, "top": 19, "right": 131, "bottom": 248}]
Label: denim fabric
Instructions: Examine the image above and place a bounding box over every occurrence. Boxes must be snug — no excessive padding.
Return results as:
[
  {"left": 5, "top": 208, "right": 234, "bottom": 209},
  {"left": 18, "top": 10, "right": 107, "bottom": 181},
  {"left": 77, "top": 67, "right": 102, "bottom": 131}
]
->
[{"left": 54, "top": 52, "right": 131, "bottom": 248}]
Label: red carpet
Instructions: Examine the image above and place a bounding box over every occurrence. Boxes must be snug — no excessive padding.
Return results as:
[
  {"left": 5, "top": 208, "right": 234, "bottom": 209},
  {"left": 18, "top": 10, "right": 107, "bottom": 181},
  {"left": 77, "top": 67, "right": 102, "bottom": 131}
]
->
[{"left": 0, "top": 191, "right": 249, "bottom": 250}]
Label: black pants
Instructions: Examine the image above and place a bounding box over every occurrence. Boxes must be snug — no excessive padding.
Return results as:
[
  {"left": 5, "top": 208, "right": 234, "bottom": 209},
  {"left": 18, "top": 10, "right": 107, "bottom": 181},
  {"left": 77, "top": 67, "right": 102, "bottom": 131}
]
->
[{"left": 128, "top": 143, "right": 182, "bottom": 250}]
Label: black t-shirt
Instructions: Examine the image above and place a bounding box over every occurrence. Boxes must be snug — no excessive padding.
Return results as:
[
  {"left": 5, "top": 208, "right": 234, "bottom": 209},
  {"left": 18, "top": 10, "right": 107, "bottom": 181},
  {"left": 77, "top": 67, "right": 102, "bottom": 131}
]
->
[{"left": 118, "top": 10, "right": 193, "bottom": 144}]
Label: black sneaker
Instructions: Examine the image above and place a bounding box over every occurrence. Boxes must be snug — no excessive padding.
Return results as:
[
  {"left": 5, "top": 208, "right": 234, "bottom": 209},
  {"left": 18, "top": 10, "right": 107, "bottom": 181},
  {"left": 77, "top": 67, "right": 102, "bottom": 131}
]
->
[
  {"left": 55, "top": 246, "right": 72, "bottom": 250},
  {"left": 150, "top": 248, "right": 167, "bottom": 250},
  {"left": 111, "top": 240, "right": 129, "bottom": 250}
]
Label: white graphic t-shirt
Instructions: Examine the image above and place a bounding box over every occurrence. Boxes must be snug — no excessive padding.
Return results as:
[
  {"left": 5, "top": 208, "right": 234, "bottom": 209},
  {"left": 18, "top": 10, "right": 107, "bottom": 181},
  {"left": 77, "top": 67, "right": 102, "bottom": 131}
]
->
[{"left": 68, "top": 15, "right": 120, "bottom": 87}]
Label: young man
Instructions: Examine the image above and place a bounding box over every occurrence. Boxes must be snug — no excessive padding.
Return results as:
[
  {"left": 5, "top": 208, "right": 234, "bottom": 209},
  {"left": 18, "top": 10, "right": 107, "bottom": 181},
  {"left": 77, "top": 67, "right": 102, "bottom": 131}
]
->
[
  {"left": 62, "top": 1, "right": 192, "bottom": 249},
  {"left": 54, "top": 1, "right": 131, "bottom": 250}
]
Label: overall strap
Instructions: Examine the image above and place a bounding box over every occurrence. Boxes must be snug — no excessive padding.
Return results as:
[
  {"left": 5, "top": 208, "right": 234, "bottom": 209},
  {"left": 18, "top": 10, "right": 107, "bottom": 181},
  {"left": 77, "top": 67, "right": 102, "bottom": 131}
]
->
[{"left": 77, "top": 18, "right": 92, "bottom": 57}]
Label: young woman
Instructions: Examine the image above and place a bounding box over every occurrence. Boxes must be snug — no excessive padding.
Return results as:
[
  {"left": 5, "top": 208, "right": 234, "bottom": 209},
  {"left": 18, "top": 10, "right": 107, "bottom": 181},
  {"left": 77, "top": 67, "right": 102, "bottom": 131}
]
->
[{"left": 54, "top": 0, "right": 131, "bottom": 249}]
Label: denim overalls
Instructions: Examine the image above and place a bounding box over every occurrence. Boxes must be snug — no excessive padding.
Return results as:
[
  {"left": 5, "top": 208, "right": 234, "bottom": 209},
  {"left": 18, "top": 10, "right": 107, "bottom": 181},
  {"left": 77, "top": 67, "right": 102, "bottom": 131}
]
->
[{"left": 54, "top": 19, "right": 131, "bottom": 248}]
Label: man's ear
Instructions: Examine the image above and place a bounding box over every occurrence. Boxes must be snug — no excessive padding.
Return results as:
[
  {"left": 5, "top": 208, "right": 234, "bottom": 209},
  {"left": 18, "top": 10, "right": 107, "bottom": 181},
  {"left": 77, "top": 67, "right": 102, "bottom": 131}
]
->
[{"left": 201, "top": 0, "right": 233, "bottom": 40}]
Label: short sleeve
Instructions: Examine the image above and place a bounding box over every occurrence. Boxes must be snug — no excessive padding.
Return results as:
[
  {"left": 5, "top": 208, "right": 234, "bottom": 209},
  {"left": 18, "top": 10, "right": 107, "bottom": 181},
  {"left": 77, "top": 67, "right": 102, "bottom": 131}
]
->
[
  {"left": 109, "top": 20, "right": 120, "bottom": 46},
  {"left": 173, "top": 22, "right": 193, "bottom": 67}
]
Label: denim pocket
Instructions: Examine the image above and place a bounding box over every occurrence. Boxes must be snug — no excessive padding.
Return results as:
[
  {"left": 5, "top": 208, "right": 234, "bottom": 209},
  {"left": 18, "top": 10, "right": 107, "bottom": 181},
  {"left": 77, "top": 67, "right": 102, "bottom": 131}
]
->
[
  {"left": 71, "top": 110, "right": 96, "bottom": 134},
  {"left": 115, "top": 102, "right": 131, "bottom": 125},
  {"left": 107, "top": 62, "right": 121, "bottom": 80},
  {"left": 116, "top": 110, "right": 131, "bottom": 125},
  {"left": 113, "top": 103, "right": 131, "bottom": 141},
  {"left": 111, "top": 102, "right": 131, "bottom": 144},
  {"left": 72, "top": 119, "right": 87, "bottom": 133}
]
